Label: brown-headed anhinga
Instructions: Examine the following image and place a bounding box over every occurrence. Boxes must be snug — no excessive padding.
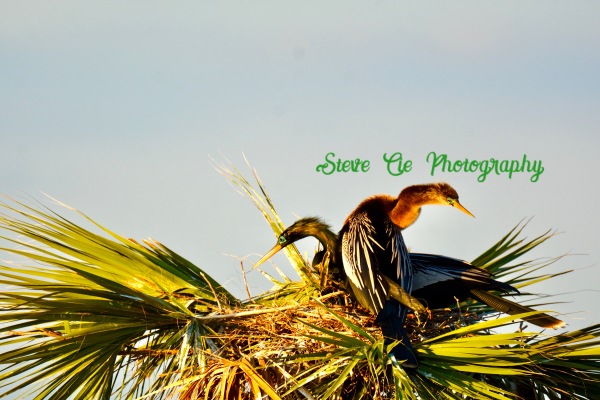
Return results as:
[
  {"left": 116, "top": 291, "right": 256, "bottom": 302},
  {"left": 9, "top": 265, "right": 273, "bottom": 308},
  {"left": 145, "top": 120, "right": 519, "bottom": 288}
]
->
[{"left": 337, "top": 183, "right": 473, "bottom": 367}]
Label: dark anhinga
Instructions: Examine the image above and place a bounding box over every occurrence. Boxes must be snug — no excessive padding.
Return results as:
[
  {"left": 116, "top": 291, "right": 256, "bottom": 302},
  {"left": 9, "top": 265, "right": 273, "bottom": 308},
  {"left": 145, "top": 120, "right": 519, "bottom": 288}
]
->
[{"left": 254, "top": 184, "right": 565, "bottom": 368}]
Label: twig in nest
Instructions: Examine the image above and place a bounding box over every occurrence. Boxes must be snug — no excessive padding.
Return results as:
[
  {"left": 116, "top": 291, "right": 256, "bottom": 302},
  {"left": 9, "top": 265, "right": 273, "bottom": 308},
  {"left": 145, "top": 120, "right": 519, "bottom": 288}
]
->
[
  {"left": 201, "top": 271, "right": 222, "bottom": 312},
  {"left": 240, "top": 260, "right": 254, "bottom": 302},
  {"left": 196, "top": 291, "right": 344, "bottom": 321}
]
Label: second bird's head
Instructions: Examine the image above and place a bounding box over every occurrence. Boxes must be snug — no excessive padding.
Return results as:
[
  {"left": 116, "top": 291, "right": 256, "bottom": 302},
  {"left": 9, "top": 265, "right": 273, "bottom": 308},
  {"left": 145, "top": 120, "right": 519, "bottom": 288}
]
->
[{"left": 253, "top": 217, "right": 332, "bottom": 269}]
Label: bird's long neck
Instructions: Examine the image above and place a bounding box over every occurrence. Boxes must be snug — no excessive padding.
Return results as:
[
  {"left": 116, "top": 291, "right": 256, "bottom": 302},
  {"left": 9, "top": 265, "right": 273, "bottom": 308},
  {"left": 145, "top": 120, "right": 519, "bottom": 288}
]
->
[
  {"left": 305, "top": 223, "right": 338, "bottom": 259},
  {"left": 389, "top": 201, "right": 421, "bottom": 229},
  {"left": 388, "top": 188, "right": 435, "bottom": 229},
  {"left": 310, "top": 227, "right": 339, "bottom": 259}
]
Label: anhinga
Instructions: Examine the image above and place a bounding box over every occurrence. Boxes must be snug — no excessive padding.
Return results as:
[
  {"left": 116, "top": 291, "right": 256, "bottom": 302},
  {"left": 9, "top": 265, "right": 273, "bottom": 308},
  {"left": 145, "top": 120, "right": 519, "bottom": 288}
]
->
[
  {"left": 254, "top": 183, "right": 565, "bottom": 367},
  {"left": 338, "top": 183, "right": 473, "bottom": 367}
]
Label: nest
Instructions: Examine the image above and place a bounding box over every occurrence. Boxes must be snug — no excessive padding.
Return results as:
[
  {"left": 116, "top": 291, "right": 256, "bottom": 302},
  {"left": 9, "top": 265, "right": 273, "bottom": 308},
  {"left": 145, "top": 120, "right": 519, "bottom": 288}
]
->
[{"left": 181, "top": 288, "right": 482, "bottom": 400}]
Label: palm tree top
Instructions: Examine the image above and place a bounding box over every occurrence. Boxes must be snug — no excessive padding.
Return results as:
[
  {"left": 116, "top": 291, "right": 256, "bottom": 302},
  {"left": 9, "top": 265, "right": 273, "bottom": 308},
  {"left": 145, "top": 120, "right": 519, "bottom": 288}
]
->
[{"left": 0, "top": 166, "right": 592, "bottom": 400}]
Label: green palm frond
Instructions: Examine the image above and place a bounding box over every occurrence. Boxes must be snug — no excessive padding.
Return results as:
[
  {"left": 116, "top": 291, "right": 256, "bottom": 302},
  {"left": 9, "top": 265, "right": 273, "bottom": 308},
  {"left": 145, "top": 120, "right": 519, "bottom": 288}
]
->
[
  {"left": 0, "top": 198, "right": 235, "bottom": 399},
  {"left": 0, "top": 161, "right": 597, "bottom": 399},
  {"left": 214, "top": 157, "right": 319, "bottom": 290}
]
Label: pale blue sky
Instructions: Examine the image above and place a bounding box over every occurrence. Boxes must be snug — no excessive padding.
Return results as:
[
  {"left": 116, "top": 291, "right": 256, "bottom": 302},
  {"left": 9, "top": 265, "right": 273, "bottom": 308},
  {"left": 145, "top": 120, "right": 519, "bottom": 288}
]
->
[{"left": 1, "top": 2, "right": 599, "bottom": 329}]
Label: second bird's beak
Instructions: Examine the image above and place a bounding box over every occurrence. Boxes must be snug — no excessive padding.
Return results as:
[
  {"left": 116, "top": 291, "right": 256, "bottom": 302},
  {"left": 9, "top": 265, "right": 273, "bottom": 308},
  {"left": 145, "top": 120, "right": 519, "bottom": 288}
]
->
[
  {"left": 253, "top": 243, "right": 283, "bottom": 269},
  {"left": 454, "top": 201, "right": 475, "bottom": 218}
]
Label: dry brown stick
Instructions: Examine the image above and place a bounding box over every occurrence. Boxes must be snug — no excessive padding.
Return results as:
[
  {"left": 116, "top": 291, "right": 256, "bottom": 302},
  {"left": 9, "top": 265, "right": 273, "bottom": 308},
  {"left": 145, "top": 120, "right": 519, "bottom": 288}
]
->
[
  {"left": 240, "top": 260, "right": 254, "bottom": 302},
  {"left": 200, "top": 271, "right": 223, "bottom": 312}
]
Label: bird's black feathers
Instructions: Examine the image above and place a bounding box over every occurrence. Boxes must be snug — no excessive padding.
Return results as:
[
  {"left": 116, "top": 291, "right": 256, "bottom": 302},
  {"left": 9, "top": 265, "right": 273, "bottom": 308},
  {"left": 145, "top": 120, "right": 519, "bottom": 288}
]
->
[
  {"left": 339, "top": 196, "right": 416, "bottom": 365},
  {"left": 410, "top": 253, "right": 516, "bottom": 308}
]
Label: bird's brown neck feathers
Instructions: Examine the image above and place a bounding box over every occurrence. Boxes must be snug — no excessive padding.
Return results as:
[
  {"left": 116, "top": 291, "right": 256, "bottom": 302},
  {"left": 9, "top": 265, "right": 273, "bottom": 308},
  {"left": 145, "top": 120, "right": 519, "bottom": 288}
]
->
[
  {"left": 388, "top": 185, "right": 443, "bottom": 229},
  {"left": 389, "top": 200, "right": 422, "bottom": 229},
  {"left": 346, "top": 184, "right": 447, "bottom": 230}
]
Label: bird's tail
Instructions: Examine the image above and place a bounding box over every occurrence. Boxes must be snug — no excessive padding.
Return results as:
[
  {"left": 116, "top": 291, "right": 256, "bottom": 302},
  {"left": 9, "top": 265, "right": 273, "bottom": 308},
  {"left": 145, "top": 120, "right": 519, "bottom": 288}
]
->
[
  {"left": 375, "top": 300, "right": 418, "bottom": 368},
  {"left": 470, "top": 289, "right": 565, "bottom": 329}
]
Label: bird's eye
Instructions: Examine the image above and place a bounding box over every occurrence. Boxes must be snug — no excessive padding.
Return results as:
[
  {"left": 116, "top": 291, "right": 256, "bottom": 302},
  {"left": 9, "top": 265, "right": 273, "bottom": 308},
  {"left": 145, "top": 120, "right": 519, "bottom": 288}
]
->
[
  {"left": 447, "top": 197, "right": 455, "bottom": 206},
  {"left": 278, "top": 236, "right": 287, "bottom": 244}
]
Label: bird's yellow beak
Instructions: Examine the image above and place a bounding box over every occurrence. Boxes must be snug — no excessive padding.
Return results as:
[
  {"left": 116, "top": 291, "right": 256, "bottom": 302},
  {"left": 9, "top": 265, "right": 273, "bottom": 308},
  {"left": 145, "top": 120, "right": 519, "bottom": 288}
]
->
[
  {"left": 454, "top": 201, "right": 475, "bottom": 218},
  {"left": 253, "top": 243, "right": 283, "bottom": 269}
]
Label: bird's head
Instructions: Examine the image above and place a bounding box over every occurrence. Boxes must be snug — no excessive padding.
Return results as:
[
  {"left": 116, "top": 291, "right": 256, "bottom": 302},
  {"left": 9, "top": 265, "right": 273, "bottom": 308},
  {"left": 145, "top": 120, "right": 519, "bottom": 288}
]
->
[
  {"left": 253, "top": 217, "right": 333, "bottom": 269},
  {"left": 390, "top": 183, "right": 474, "bottom": 229},
  {"left": 398, "top": 182, "right": 474, "bottom": 219}
]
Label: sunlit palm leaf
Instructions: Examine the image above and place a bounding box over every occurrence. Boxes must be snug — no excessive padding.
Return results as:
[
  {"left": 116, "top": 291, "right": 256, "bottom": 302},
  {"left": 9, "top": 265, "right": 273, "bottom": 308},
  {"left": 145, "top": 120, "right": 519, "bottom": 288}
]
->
[
  {"left": 0, "top": 198, "right": 232, "bottom": 399},
  {"left": 214, "top": 157, "right": 319, "bottom": 288}
]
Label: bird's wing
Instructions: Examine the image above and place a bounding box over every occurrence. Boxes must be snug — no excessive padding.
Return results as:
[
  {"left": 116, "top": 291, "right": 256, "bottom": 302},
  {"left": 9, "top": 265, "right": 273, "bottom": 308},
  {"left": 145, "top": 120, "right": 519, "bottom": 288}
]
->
[
  {"left": 341, "top": 212, "right": 412, "bottom": 314},
  {"left": 410, "top": 253, "right": 514, "bottom": 293}
]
